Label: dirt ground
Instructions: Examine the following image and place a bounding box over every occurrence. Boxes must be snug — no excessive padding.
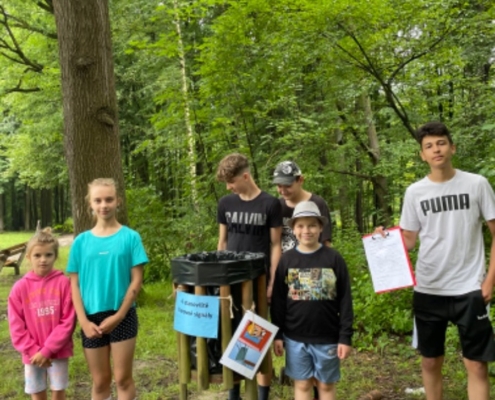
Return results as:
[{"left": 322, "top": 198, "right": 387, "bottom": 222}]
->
[{"left": 58, "top": 234, "right": 74, "bottom": 247}]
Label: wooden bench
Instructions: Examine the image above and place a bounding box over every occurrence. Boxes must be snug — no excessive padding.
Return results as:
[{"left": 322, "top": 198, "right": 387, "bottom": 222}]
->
[{"left": 0, "top": 242, "right": 28, "bottom": 275}]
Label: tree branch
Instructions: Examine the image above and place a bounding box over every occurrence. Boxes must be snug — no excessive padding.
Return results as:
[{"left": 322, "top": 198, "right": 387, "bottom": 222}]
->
[
  {"left": 387, "top": 31, "right": 451, "bottom": 84},
  {"left": 0, "top": 6, "right": 44, "bottom": 72},
  {"left": 33, "top": 0, "right": 54, "bottom": 14},
  {"left": 6, "top": 12, "right": 57, "bottom": 39},
  {"left": 3, "top": 78, "right": 40, "bottom": 94},
  {"left": 331, "top": 22, "right": 418, "bottom": 139}
]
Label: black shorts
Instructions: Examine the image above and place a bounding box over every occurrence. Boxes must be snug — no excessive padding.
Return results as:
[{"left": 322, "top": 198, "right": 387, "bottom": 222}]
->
[
  {"left": 82, "top": 307, "right": 138, "bottom": 349},
  {"left": 413, "top": 290, "right": 495, "bottom": 361}
]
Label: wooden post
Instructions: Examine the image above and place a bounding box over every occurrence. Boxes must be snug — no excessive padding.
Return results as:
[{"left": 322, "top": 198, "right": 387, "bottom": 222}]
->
[
  {"left": 256, "top": 274, "right": 270, "bottom": 375},
  {"left": 194, "top": 286, "right": 210, "bottom": 390},
  {"left": 175, "top": 284, "right": 191, "bottom": 400},
  {"left": 220, "top": 285, "right": 234, "bottom": 390},
  {"left": 179, "top": 383, "right": 188, "bottom": 400},
  {"left": 178, "top": 332, "right": 191, "bottom": 383},
  {"left": 242, "top": 280, "right": 258, "bottom": 400}
]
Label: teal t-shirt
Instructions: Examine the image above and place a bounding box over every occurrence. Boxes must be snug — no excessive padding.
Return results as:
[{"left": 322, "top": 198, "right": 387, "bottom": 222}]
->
[{"left": 67, "top": 226, "right": 149, "bottom": 315}]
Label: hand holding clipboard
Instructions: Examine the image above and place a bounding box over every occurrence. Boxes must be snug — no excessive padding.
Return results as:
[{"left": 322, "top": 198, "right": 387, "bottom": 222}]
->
[{"left": 362, "top": 226, "right": 416, "bottom": 293}]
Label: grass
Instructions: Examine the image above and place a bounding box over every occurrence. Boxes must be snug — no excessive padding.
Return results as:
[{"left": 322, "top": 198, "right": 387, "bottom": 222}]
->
[
  {"left": 0, "top": 232, "right": 492, "bottom": 399},
  {"left": 0, "top": 232, "right": 35, "bottom": 248}
]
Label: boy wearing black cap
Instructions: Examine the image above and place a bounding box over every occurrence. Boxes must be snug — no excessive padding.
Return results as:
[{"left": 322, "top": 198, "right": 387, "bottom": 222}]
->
[
  {"left": 271, "top": 201, "right": 353, "bottom": 400},
  {"left": 273, "top": 161, "right": 332, "bottom": 252}
]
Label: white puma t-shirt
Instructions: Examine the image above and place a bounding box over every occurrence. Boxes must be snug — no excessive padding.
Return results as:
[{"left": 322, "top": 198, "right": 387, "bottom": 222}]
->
[{"left": 400, "top": 170, "right": 495, "bottom": 295}]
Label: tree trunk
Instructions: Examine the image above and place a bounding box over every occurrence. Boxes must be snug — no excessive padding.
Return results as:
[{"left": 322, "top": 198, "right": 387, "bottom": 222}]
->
[
  {"left": 32, "top": 190, "right": 39, "bottom": 231},
  {"left": 173, "top": 0, "right": 198, "bottom": 209},
  {"left": 11, "top": 180, "right": 19, "bottom": 230},
  {"left": 41, "top": 189, "right": 52, "bottom": 228},
  {"left": 355, "top": 158, "right": 364, "bottom": 234},
  {"left": 61, "top": 184, "right": 70, "bottom": 223},
  {"left": 0, "top": 192, "right": 4, "bottom": 232},
  {"left": 24, "top": 186, "right": 31, "bottom": 231},
  {"left": 52, "top": 0, "right": 127, "bottom": 235},
  {"left": 54, "top": 185, "right": 60, "bottom": 225},
  {"left": 362, "top": 94, "right": 391, "bottom": 227}
]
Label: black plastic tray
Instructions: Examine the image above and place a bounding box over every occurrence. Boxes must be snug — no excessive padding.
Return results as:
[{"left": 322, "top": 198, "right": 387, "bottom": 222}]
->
[{"left": 171, "top": 251, "right": 266, "bottom": 286}]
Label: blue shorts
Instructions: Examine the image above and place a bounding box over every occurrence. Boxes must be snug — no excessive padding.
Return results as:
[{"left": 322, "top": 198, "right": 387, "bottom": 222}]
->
[
  {"left": 25, "top": 359, "right": 69, "bottom": 394},
  {"left": 284, "top": 336, "right": 340, "bottom": 384},
  {"left": 82, "top": 307, "right": 138, "bottom": 349}
]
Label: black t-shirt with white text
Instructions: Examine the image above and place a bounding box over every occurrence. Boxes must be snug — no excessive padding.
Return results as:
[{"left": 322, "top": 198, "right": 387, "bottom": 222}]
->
[{"left": 217, "top": 191, "right": 283, "bottom": 263}]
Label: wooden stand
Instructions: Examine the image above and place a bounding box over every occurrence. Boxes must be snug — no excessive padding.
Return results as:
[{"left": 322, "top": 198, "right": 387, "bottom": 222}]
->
[{"left": 174, "top": 273, "right": 266, "bottom": 400}]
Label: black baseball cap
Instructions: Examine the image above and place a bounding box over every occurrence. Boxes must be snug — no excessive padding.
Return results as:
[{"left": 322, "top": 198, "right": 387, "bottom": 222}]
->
[{"left": 272, "top": 161, "right": 302, "bottom": 185}]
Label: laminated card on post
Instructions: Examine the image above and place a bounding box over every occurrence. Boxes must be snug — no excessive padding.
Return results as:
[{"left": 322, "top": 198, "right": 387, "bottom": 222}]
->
[{"left": 220, "top": 311, "right": 278, "bottom": 380}]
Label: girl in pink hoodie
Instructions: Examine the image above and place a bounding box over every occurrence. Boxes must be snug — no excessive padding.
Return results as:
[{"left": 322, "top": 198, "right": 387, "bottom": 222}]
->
[{"left": 8, "top": 228, "right": 76, "bottom": 400}]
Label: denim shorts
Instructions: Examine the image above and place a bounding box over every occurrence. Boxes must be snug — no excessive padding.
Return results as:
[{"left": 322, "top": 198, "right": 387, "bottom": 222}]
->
[
  {"left": 284, "top": 335, "right": 340, "bottom": 384},
  {"left": 25, "top": 358, "right": 69, "bottom": 394}
]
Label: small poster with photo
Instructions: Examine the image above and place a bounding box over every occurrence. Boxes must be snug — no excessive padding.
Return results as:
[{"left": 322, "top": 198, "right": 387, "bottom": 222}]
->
[{"left": 220, "top": 311, "right": 279, "bottom": 380}]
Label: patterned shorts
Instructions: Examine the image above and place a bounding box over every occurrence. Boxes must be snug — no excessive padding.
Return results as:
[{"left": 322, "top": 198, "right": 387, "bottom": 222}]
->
[
  {"left": 82, "top": 307, "right": 138, "bottom": 349},
  {"left": 25, "top": 358, "right": 69, "bottom": 394}
]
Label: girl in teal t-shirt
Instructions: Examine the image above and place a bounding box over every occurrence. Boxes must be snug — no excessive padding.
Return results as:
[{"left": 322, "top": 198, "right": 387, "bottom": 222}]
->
[{"left": 67, "top": 178, "right": 148, "bottom": 400}]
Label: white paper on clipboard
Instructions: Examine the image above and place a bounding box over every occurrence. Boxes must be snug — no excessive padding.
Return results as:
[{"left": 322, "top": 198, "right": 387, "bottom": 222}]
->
[{"left": 362, "top": 226, "right": 416, "bottom": 293}]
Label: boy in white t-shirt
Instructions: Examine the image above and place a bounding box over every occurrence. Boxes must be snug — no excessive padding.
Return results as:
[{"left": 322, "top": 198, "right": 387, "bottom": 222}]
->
[{"left": 378, "top": 121, "right": 495, "bottom": 400}]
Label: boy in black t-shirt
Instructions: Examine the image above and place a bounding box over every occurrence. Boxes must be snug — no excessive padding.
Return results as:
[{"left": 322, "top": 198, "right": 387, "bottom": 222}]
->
[
  {"left": 272, "top": 160, "right": 333, "bottom": 400},
  {"left": 217, "top": 153, "right": 282, "bottom": 400},
  {"left": 271, "top": 201, "right": 353, "bottom": 400}
]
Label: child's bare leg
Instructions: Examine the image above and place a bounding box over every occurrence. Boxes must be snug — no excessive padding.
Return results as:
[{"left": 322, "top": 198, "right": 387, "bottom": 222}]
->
[
  {"left": 32, "top": 390, "right": 48, "bottom": 400},
  {"left": 84, "top": 346, "right": 112, "bottom": 400},
  {"left": 464, "top": 358, "right": 490, "bottom": 400},
  {"left": 294, "top": 379, "right": 313, "bottom": 400},
  {"left": 315, "top": 381, "right": 336, "bottom": 400},
  {"left": 111, "top": 338, "right": 137, "bottom": 400},
  {"left": 51, "top": 390, "right": 66, "bottom": 400},
  {"left": 312, "top": 377, "right": 319, "bottom": 399}
]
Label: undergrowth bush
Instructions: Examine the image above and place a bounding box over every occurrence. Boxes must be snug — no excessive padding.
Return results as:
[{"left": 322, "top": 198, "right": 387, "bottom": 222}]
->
[
  {"left": 127, "top": 187, "right": 218, "bottom": 282},
  {"left": 53, "top": 217, "right": 74, "bottom": 234}
]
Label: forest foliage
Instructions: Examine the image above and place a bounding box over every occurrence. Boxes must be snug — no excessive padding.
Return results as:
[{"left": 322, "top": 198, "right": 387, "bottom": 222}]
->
[{"left": 1, "top": 0, "right": 495, "bottom": 342}]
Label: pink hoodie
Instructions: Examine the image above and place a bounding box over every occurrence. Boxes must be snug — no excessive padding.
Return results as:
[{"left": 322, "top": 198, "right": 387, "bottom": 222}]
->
[{"left": 8, "top": 269, "right": 76, "bottom": 364}]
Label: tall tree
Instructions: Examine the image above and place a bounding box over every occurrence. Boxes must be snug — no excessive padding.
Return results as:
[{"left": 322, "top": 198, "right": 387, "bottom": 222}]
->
[{"left": 52, "top": 0, "right": 127, "bottom": 234}]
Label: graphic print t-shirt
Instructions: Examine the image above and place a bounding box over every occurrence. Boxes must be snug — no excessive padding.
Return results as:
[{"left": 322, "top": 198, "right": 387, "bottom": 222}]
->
[
  {"left": 287, "top": 267, "right": 337, "bottom": 301},
  {"left": 217, "top": 191, "right": 282, "bottom": 260},
  {"left": 270, "top": 246, "right": 353, "bottom": 345}
]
